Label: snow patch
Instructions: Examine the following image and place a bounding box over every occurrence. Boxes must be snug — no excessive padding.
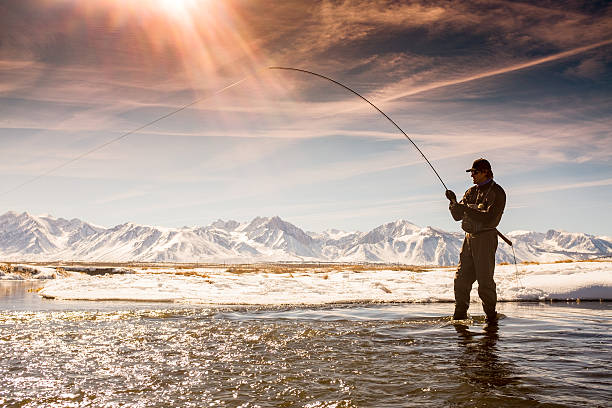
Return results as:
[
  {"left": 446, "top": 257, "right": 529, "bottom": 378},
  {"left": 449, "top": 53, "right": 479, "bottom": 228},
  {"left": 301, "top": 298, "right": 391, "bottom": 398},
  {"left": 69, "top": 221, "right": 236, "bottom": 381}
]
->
[
  {"left": 39, "top": 261, "right": 612, "bottom": 304},
  {"left": 1, "top": 264, "right": 57, "bottom": 280}
]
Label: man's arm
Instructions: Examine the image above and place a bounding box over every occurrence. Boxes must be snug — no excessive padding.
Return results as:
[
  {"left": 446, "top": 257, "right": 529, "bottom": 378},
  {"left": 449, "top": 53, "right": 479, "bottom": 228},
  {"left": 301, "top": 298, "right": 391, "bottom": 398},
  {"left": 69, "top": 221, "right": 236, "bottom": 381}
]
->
[
  {"left": 450, "top": 202, "right": 464, "bottom": 221},
  {"left": 460, "top": 186, "right": 506, "bottom": 224},
  {"left": 449, "top": 191, "right": 467, "bottom": 221}
]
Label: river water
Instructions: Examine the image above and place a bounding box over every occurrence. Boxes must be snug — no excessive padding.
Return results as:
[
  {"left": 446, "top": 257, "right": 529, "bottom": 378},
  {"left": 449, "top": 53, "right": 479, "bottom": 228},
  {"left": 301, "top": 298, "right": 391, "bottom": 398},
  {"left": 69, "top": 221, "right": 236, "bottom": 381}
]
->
[{"left": 0, "top": 281, "right": 610, "bottom": 407}]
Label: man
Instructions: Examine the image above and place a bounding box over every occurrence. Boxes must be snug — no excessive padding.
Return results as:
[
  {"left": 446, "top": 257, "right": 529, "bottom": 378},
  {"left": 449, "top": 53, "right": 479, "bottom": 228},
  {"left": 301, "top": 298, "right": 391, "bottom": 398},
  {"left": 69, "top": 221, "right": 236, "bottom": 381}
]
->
[{"left": 445, "top": 158, "right": 506, "bottom": 324}]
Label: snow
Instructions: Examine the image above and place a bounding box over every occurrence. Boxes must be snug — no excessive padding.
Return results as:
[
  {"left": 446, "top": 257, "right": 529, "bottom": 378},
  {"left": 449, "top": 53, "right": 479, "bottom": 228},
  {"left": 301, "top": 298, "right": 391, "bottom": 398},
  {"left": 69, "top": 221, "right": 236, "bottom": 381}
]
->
[
  {"left": 318, "top": 229, "right": 357, "bottom": 240},
  {"left": 38, "top": 261, "right": 612, "bottom": 304}
]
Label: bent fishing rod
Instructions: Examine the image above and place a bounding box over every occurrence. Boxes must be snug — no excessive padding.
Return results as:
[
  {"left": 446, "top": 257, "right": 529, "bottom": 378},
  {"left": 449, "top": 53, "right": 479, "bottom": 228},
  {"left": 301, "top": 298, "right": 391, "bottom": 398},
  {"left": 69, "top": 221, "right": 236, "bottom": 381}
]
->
[
  {"left": 270, "top": 67, "right": 516, "bottom": 258},
  {"left": 269, "top": 67, "right": 449, "bottom": 191}
]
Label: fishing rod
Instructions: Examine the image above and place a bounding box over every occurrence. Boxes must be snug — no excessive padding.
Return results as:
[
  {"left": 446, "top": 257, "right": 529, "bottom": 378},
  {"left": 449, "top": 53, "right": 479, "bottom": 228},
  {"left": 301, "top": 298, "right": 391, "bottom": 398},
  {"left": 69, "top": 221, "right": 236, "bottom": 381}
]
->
[{"left": 269, "top": 67, "right": 449, "bottom": 191}]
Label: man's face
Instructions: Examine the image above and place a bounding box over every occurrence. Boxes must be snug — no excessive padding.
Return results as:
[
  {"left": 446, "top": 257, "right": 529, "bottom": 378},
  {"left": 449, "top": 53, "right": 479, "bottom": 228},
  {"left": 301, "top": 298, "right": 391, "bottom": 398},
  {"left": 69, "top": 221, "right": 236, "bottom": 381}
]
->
[{"left": 470, "top": 169, "right": 488, "bottom": 184}]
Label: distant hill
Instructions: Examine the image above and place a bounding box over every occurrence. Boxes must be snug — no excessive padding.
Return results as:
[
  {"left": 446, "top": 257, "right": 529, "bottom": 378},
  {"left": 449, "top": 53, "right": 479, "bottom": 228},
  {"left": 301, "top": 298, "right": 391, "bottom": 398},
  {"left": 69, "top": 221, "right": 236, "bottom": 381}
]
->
[{"left": 1, "top": 211, "right": 610, "bottom": 265}]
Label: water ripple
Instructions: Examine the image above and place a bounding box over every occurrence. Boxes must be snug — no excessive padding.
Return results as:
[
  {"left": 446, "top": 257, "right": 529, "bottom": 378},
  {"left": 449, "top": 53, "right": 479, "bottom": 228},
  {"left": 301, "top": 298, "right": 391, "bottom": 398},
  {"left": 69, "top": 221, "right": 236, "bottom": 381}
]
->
[{"left": 0, "top": 301, "right": 610, "bottom": 407}]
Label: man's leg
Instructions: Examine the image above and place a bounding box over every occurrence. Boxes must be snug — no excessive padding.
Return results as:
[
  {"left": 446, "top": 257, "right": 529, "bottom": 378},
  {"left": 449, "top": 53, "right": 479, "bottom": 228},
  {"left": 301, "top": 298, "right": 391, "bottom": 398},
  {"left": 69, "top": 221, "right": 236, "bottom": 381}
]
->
[
  {"left": 454, "top": 236, "right": 476, "bottom": 319},
  {"left": 472, "top": 230, "right": 498, "bottom": 320}
]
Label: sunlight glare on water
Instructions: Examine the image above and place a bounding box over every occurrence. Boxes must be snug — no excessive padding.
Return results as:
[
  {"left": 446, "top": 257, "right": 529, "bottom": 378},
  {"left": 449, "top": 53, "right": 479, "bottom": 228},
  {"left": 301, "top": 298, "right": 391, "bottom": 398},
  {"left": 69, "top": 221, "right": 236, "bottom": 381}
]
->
[{"left": 0, "top": 282, "right": 610, "bottom": 407}]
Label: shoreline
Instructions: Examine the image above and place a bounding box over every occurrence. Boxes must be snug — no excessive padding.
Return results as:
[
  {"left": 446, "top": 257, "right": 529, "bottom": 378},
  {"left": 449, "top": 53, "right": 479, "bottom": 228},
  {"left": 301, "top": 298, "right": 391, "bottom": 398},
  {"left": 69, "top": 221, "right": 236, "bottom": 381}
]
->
[{"left": 2, "top": 260, "right": 610, "bottom": 304}]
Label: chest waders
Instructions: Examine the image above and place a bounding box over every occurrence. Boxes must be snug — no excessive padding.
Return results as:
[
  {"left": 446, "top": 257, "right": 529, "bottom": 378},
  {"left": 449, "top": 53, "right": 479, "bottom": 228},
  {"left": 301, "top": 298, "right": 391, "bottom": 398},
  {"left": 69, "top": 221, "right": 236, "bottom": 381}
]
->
[{"left": 453, "top": 182, "right": 502, "bottom": 321}]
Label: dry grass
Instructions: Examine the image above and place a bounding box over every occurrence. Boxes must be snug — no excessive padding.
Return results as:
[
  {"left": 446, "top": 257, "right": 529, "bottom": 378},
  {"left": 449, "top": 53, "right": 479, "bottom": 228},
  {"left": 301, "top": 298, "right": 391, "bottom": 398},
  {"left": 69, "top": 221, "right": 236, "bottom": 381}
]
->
[
  {"left": 27, "top": 287, "right": 43, "bottom": 293},
  {"left": 221, "top": 263, "right": 427, "bottom": 275},
  {"left": 23, "top": 262, "right": 428, "bottom": 277},
  {"left": 2, "top": 258, "right": 607, "bottom": 277},
  {"left": 7, "top": 261, "right": 227, "bottom": 269},
  {"left": 32, "top": 262, "right": 427, "bottom": 277},
  {"left": 225, "top": 266, "right": 263, "bottom": 274},
  {"left": 169, "top": 270, "right": 210, "bottom": 278}
]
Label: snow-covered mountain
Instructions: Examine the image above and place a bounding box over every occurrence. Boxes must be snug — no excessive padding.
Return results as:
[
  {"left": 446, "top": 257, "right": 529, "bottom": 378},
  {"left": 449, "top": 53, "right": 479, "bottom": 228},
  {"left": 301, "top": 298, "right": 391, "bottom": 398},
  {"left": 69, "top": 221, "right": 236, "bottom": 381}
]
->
[
  {"left": 0, "top": 211, "right": 610, "bottom": 265},
  {"left": 0, "top": 211, "right": 103, "bottom": 256}
]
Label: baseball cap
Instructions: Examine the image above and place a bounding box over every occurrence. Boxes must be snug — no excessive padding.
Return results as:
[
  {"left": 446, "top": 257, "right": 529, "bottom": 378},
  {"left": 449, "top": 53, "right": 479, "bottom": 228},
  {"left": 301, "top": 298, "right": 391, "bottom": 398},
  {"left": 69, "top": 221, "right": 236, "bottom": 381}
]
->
[{"left": 466, "top": 158, "right": 491, "bottom": 173}]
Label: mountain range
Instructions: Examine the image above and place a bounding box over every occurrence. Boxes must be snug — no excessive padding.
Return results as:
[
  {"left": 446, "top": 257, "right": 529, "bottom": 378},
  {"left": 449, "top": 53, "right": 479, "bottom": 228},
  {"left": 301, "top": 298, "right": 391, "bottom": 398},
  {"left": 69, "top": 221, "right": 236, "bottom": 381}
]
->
[{"left": 1, "top": 211, "right": 610, "bottom": 265}]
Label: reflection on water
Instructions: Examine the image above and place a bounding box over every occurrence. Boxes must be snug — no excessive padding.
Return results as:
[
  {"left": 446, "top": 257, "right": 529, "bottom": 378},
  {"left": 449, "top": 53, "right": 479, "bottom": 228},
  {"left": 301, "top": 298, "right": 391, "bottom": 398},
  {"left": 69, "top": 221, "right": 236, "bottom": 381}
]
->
[
  {"left": 0, "top": 280, "right": 42, "bottom": 297},
  {"left": 0, "top": 281, "right": 45, "bottom": 311},
  {"left": 0, "top": 281, "right": 610, "bottom": 407},
  {"left": 454, "top": 323, "right": 516, "bottom": 388}
]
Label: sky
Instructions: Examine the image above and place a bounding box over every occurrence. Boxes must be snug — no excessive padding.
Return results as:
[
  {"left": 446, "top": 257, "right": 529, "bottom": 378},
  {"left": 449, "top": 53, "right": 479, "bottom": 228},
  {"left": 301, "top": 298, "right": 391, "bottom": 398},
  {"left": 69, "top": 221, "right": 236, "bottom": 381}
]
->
[{"left": 0, "top": 0, "right": 611, "bottom": 236}]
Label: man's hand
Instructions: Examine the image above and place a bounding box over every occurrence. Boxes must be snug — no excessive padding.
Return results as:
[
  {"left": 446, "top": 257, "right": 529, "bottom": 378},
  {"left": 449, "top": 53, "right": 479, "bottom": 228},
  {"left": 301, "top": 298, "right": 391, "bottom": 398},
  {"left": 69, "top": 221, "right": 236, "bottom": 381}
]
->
[{"left": 445, "top": 190, "right": 457, "bottom": 202}]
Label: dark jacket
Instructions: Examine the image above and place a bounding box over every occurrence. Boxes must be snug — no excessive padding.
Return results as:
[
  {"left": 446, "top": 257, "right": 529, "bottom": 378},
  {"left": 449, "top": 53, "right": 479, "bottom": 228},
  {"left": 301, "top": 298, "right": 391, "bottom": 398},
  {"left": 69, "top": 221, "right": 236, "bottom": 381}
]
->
[{"left": 450, "top": 180, "right": 506, "bottom": 230}]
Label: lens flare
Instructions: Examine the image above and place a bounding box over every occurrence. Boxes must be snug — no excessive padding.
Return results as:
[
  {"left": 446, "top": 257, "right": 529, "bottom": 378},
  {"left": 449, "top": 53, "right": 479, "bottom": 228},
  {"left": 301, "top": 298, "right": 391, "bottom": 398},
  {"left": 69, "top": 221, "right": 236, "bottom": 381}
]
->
[{"left": 38, "top": 0, "right": 265, "bottom": 88}]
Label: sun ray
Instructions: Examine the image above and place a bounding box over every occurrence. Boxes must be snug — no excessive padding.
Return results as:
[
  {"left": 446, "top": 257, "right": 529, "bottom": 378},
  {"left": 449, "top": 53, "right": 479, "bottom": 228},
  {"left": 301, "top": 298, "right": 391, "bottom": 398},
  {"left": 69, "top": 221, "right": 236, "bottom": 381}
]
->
[{"left": 38, "top": 0, "right": 267, "bottom": 91}]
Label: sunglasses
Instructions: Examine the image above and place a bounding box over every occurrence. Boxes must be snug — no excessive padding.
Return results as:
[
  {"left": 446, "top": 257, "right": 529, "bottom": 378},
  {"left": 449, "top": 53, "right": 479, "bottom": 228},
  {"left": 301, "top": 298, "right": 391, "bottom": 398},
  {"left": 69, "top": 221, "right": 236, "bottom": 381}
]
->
[{"left": 469, "top": 170, "right": 481, "bottom": 175}]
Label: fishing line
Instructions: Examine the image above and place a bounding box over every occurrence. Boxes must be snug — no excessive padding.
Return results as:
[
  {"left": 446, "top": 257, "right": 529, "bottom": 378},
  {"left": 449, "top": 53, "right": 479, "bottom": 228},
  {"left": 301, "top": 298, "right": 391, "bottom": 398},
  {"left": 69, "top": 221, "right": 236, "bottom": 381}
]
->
[
  {"left": 4, "top": 66, "right": 449, "bottom": 198},
  {"left": 269, "top": 67, "right": 449, "bottom": 191},
  {"left": 511, "top": 244, "right": 525, "bottom": 289},
  {"left": 0, "top": 75, "right": 252, "bottom": 198}
]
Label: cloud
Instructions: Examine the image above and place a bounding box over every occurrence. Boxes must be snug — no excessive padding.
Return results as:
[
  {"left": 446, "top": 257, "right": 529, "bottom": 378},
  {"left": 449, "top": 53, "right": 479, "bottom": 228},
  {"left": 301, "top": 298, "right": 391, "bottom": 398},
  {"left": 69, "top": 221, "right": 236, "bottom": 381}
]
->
[
  {"left": 565, "top": 55, "right": 611, "bottom": 79},
  {"left": 4, "top": 0, "right": 610, "bottom": 126},
  {"left": 257, "top": 0, "right": 612, "bottom": 79},
  {"left": 92, "top": 189, "right": 150, "bottom": 205},
  {"left": 515, "top": 178, "right": 612, "bottom": 195},
  {"left": 377, "top": 39, "right": 612, "bottom": 103}
]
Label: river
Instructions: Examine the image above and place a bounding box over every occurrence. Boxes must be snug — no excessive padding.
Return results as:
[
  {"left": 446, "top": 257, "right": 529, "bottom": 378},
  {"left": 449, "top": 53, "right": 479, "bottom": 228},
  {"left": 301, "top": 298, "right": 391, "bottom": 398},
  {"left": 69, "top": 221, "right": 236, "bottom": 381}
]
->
[{"left": 1, "top": 281, "right": 609, "bottom": 407}]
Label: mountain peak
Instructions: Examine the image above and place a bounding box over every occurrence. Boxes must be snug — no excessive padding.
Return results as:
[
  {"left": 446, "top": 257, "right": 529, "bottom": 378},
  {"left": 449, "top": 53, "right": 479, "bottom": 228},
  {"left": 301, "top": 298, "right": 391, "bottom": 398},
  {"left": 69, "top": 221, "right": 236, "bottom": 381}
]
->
[
  {"left": 210, "top": 219, "right": 241, "bottom": 231},
  {"left": 392, "top": 219, "right": 420, "bottom": 228},
  {"left": 1, "top": 210, "right": 32, "bottom": 219},
  {"left": 360, "top": 219, "right": 422, "bottom": 243}
]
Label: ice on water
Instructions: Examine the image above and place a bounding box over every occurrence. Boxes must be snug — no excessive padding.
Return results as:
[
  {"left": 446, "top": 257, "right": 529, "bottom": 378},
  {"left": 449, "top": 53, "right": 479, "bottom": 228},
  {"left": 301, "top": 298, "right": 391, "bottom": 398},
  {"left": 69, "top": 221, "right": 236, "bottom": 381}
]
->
[{"left": 37, "top": 261, "right": 612, "bottom": 304}]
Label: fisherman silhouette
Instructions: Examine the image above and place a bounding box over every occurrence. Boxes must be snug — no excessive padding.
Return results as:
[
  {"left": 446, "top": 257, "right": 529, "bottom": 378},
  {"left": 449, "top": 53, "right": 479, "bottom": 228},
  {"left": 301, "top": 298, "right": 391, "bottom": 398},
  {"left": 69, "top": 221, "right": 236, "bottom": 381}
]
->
[{"left": 445, "top": 159, "right": 506, "bottom": 324}]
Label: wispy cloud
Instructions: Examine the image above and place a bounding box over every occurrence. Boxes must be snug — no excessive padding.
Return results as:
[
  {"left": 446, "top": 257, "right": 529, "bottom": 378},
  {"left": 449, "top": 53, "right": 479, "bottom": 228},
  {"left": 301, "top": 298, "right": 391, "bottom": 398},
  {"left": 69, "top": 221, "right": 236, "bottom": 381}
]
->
[
  {"left": 92, "top": 189, "right": 150, "bottom": 205},
  {"left": 515, "top": 178, "right": 612, "bottom": 195},
  {"left": 378, "top": 39, "right": 612, "bottom": 102}
]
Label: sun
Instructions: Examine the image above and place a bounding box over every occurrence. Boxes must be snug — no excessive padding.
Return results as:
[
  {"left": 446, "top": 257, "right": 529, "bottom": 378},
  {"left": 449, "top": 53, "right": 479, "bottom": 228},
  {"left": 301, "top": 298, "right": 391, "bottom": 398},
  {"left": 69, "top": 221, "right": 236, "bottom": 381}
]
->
[{"left": 154, "top": 0, "right": 201, "bottom": 18}]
